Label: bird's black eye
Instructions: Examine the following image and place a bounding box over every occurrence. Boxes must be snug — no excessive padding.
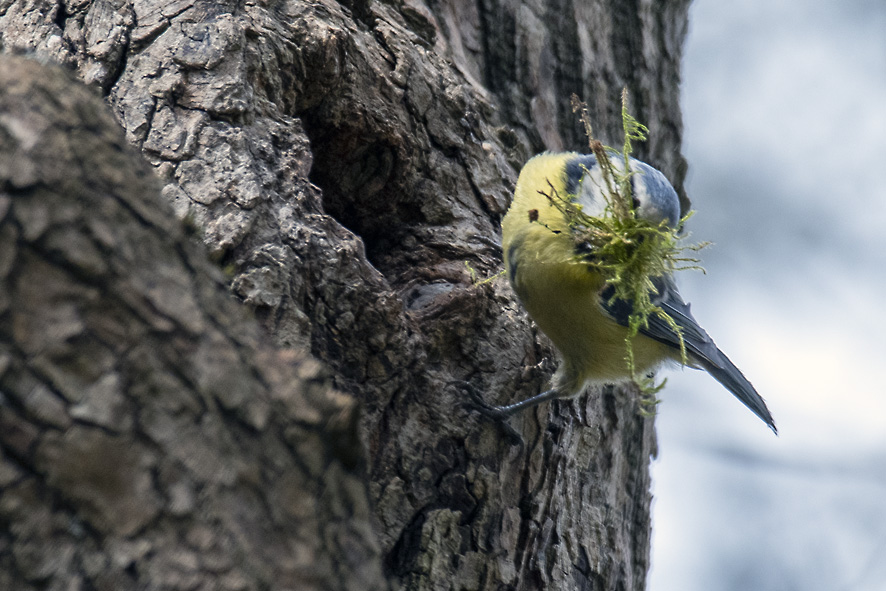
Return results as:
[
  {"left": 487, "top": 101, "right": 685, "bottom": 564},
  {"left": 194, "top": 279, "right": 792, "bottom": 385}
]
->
[
  {"left": 576, "top": 242, "right": 593, "bottom": 255},
  {"left": 576, "top": 242, "right": 601, "bottom": 265}
]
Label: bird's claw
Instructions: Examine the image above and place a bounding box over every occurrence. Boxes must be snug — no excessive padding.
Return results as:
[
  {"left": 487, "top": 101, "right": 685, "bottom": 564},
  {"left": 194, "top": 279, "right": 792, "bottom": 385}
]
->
[
  {"left": 448, "top": 380, "right": 507, "bottom": 417},
  {"left": 448, "top": 381, "right": 524, "bottom": 446}
]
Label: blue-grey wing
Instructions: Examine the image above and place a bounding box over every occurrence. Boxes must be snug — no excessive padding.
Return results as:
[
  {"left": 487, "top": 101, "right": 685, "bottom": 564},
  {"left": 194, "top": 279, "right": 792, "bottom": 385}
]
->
[{"left": 600, "top": 276, "right": 777, "bottom": 433}]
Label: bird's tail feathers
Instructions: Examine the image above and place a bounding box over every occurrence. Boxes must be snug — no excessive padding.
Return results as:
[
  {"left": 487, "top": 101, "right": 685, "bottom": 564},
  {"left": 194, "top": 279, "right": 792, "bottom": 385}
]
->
[{"left": 693, "top": 347, "right": 777, "bottom": 434}]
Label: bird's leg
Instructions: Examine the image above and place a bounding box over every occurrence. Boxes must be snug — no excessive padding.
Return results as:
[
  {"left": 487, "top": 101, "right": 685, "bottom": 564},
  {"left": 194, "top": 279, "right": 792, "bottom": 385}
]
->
[{"left": 449, "top": 380, "right": 563, "bottom": 419}]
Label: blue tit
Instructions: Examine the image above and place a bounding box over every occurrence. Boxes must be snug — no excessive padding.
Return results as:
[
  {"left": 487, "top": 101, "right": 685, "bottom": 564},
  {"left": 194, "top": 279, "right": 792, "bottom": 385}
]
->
[{"left": 482, "top": 151, "right": 776, "bottom": 433}]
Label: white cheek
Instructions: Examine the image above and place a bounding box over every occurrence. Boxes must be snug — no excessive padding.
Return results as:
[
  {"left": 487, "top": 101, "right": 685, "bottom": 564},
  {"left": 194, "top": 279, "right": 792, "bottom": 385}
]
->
[
  {"left": 574, "top": 161, "right": 628, "bottom": 217},
  {"left": 633, "top": 177, "right": 651, "bottom": 214}
]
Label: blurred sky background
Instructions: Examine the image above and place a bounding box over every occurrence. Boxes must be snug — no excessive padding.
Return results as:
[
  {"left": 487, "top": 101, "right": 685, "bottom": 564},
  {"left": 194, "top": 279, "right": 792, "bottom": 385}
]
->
[{"left": 648, "top": 1, "right": 886, "bottom": 590}]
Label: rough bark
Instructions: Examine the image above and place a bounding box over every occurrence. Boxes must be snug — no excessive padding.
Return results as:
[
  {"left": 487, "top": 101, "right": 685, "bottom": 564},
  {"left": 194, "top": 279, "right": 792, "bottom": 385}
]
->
[
  {"left": 0, "top": 53, "right": 387, "bottom": 590},
  {"left": 1, "top": 0, "right": 690, "bottom": 589}
]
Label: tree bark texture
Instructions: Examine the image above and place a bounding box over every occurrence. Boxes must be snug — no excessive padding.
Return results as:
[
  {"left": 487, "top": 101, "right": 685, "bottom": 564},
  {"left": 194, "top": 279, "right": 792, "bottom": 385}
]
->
[
  {"left": 0, "top": 53, "right": 387, "bottom": 590},
  {"left": 1, "top": 0, "right": 690, "bottom": 589}
]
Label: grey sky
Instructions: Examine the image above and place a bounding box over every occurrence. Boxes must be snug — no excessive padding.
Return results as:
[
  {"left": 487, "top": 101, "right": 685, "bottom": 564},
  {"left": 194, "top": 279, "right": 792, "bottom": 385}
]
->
[{"left": 649, "top": 1, "right": 886, "bottom": 589}]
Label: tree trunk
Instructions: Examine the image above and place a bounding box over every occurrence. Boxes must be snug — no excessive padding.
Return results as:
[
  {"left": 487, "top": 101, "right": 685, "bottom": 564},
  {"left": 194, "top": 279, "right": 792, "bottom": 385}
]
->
[
  {"left": 0, "top": 53, "right": 388, "bottom": 590},
  {"left": 0, "top": 0, "right": 690, "bottom": 589}
]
